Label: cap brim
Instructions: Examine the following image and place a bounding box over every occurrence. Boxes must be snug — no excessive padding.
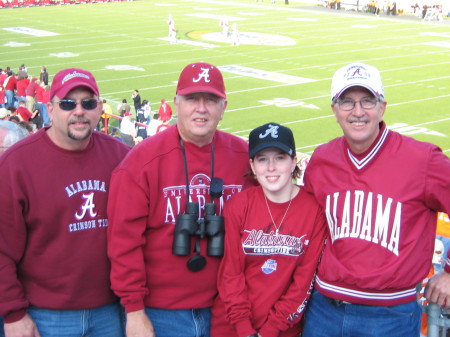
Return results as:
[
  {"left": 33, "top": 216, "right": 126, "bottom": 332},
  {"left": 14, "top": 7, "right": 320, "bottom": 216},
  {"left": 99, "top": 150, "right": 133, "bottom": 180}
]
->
[
  {"left": 52, "top": 81, "right": 99, "bottom": 99},
  {"left": 333, "top": 83, "right": 381, "bottom": 101},
  {"left": 249, "top": 142, "right": 294, "bottom": 158},
  {"left": 177, "top": 86, "right": 226, "bottom": 99}
]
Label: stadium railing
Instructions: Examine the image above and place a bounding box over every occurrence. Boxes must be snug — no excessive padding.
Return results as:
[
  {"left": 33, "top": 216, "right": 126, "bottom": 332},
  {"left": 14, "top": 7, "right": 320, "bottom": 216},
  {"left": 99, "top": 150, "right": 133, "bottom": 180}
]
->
[{"left": 422, "top": 302, "right": 450, "bottom": 337}]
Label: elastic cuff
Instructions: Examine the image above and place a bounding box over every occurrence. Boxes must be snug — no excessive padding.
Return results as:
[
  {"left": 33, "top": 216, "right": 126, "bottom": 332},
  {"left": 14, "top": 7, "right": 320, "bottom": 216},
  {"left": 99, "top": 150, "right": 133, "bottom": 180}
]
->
[
  {"left": 235, "top": 319, "right": 256, "bottom": 337},
  {"left": 124, "top": 301, "right": 145, "bottom": 313},
  {"left": 258, "top": 321, "right": 280, "bottom": 337},
  {"left": 4, "top": 308, "right": 27, "bottom": 323}
]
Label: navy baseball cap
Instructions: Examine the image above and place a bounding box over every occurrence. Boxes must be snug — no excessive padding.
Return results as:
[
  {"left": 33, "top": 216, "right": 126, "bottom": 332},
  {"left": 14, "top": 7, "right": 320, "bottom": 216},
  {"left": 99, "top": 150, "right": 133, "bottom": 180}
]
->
[{"left": 249, "top": 123, "right": 296, "bottom": 158}]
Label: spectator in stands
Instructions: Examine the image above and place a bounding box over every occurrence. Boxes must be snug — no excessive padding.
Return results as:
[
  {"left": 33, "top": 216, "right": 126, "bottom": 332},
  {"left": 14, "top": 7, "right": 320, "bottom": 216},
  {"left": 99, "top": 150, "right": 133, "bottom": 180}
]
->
[
  {"left": 0, "top": 119, "right": 29, "bottom": 155},
  {"left": 146, "top": 112, "right": 163, "bottom": 137},
  {"left": 301, "top": 62, "right": 450, "bottom": 337},
  {"left": 117, "top": 98, "right": 131, "bottom": 120},
  {"left": 156, "top": 118, "right": 171, "bottom": 133},
  {"left": 0, "top": 108, "right": 8, "bottom": 120},
  {"left": 25, "top": 77, "right": 38, "bottom": 113},
  {"left": 3, "top": 72, "right": 17, "bottom": 108},
  {"left": 132, "top": 89, "right": 141, "bottom": 114},
  {"left": 0, "top": 67, "right": 129, "bottom": 337},
  {"left": 40, "top": 66, "right": 49, "bottom": 85},
  {"left": 0, "top": 86, "right": 5, "bottom": 108},
  {"left": 100, "top": 99, "right": 112, "bottom": 133},
  {"left": 0, "top": 70, "right": 7, "bottom": 90},
  {"left": 158, "top": 98, "right": 172, "bottom": 122},
  {"left": 141, "top": 99, "right": 152, "bottom": 124},
  {"left": 110, "top": 127, "right": 122, "bottom": 142},
  {"left": 16, "top": 100, "right": 37, "bottom": 122},
  {"left": 136, "top": 107, "right": 148, "bottom": 140},
  {"left": 36, "top": 82, "right": 51, "bottom": 127},
  {"left": 18, "top": 64, "right": 28, "bottom": 78},
  {"left": 15, "top": 75, "right": 29, "bottom": 106},
  {"left": 120, "top": 111, "right": 136, "bottom": 147}
]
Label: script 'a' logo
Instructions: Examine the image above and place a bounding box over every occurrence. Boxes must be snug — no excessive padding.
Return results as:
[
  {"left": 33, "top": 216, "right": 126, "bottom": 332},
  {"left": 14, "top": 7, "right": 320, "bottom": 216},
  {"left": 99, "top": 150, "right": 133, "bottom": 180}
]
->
[
  {"left": 193, "top": 67, "right": 211, "bottom": 83},
  {"left": 75, "top": 192, "right": 97, "bottom": 220},
  {"left": 259, "top": 124, "right": 279, "bottom": 139},
  {"left": 346, "top": 65, "right": 369, "bottom": 80}
]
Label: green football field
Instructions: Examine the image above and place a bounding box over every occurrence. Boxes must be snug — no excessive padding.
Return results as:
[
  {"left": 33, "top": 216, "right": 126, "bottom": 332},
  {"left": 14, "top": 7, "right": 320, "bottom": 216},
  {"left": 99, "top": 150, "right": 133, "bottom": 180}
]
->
[{"left": 1, "top": 0, "right": 449, "bottom": 158}]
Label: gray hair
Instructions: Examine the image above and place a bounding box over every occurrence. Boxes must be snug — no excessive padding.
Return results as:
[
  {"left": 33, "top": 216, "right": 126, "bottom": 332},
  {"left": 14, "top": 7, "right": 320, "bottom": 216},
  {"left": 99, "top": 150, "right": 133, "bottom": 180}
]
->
[{"left": 0, "top": 120, "right": 29, "bottom": 149}]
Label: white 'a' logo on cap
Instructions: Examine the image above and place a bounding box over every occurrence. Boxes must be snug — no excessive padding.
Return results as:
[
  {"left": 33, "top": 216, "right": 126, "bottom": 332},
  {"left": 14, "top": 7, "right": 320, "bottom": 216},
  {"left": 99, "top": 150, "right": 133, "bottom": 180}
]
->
[
  {"left": 193, "top": 67, "right": 211, "bottom": 83},
  {"left": 259, "top": 124, "right": 279, "bottom": 139}
]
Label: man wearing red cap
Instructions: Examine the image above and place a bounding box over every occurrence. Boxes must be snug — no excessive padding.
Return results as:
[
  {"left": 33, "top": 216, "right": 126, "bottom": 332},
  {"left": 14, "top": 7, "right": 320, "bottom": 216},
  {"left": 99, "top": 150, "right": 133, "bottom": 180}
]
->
[
  {"left": 0, "top": 68, "right": 130, "bottom": 337},
  {"left": 108, "top": 62, "right": 255, "bottom": 337}
]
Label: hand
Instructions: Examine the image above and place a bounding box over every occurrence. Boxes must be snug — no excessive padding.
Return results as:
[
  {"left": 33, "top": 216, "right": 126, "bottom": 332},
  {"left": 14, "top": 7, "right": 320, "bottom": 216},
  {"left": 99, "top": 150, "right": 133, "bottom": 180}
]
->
[
  {"left": 4, "top": 314, "right": 41, "bottom": 337},
  {"left": 425, "top": 271, "right": 450, "bottom": 308},
  {"left": 126, "top": 310, "right": 155, "bottom": 337}
]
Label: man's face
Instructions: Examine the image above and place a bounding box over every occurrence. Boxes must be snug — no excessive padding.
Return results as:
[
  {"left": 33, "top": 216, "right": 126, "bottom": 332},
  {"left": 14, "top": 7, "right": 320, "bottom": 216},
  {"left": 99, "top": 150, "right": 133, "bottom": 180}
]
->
[
  {"left": 174, "top": 92, "right": 227, "bottom": 147},
  {"left": 332, "top": 86, "right": 386, "bottom": 154},
  {"left": 47, "top": 87, "right": 102, "bottom": 150}
]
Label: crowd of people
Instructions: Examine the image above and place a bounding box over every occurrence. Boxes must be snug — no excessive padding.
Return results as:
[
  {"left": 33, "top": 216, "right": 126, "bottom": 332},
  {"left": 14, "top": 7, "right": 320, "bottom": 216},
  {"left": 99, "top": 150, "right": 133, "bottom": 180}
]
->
[
  {"left": 0, "top": 66, "right": 51, "bottom": 133},
  {"left": 0, "top": 0, "right": 131, "bottom": 8},
  {"left": 0, "top": 64, "right": 177, "bottom": 148},
  {"left": 0, "top": 61, "right": 449, "bottom": 337}
]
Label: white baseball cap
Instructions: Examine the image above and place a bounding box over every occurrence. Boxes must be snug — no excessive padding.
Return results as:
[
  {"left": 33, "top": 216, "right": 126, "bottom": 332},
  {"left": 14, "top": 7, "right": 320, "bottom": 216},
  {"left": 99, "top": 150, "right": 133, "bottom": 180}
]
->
[{"left": 331, "top": 63, "right": 385, "bottom": 101}]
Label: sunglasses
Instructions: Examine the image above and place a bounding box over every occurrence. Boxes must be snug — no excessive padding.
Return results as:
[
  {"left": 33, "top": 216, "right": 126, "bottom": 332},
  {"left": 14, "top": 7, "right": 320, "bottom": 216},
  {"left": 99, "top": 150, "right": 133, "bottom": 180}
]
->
[{"left": 53, "top": 99, "right": 99, "bottom": 111}]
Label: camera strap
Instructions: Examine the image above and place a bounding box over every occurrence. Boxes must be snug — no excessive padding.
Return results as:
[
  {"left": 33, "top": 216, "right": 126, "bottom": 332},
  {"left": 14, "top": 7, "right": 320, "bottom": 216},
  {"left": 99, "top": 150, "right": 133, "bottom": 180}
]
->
[{"left": 179, "top": 137, "right": 215, "bottom": 272}]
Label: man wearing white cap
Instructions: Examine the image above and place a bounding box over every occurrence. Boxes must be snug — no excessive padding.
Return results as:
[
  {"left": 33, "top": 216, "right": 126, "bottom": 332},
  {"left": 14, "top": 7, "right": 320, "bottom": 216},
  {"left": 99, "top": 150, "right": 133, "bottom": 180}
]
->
[
  {"left": 107, "top": 62, "right": 255, "bottom": 337},
  {"left": 302, "top": 63, "right": 450, "bottom": 336},
  {"left": 0, "top": 68, "right": 129, "bottom": 337}
]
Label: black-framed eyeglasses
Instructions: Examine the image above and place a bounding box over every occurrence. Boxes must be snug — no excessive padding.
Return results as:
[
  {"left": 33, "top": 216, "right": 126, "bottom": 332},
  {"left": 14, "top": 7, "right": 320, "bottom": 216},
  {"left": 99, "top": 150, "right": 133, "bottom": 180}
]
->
[
  {"left": 53, "top": 99, "right": 99, "bottom": 111},
  {"left": 336, "top": 97, "right": 379, "bottom": 111}
]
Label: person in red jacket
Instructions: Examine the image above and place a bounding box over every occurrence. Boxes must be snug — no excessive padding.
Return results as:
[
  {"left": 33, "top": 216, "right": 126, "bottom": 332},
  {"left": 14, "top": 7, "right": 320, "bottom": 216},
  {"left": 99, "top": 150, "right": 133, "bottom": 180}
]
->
[
  {"left": 211, "top": 123, "right": 327, "bottom": 337},
  {"left": 3, "top": 72, "right": 17, "bottom": 107},
  {"left": 107, "top": 62, "right": 255, "bottom": 337},
  {"left": 158, "top": 98, "right": 172, "bottom": 122},
  {"left": 25, "top": 77, "right": 38, "bottom": 113},
  {"left": 15, "top": 99, "right": 36, "bottom": 122},
  {"left": 301, "top": 63, "right": 450, "bottom": 337},
  {"left": 15, "top": 76, "right": 29, "bottom": 106},
  {"left": 0, "top": 68, "right": 130, "bottom": 337}
]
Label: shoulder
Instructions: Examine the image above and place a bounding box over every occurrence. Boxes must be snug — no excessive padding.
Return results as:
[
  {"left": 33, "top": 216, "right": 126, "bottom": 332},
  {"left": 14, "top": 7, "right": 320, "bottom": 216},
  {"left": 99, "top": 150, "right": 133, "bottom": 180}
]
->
[
  {"left": 225, "top": 186, "right": 261, "bottom": 209},
  {"left": 387, "top": 130, "right": 443, "bottom": 159},
  {"left": 92, "top": 132, "right": 131, "bottom": 154},
  {"left": 116, "top": 125, "right": 179, "bottom": 166},
  {"left": 214, "top": 130, "right": 248, "bottom": 152}
]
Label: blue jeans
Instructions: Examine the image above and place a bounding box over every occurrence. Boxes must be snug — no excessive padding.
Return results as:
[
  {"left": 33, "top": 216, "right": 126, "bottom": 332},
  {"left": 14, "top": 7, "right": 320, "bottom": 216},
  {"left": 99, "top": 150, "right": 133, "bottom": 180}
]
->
[
  {"left": 144, "top": 307, "right": 211, "bottom": 337},
  {"left": 27, "top": 302, "right": 124, "bottom": 337},
  {"left": 303, "top": 289, "right": 421, "bottom": 337},
  {"left": 5, "top": 90, "right": 14, "bottom": 107},
  {"left": 0, "top": 316, "right": 4, "bottom": 337}
]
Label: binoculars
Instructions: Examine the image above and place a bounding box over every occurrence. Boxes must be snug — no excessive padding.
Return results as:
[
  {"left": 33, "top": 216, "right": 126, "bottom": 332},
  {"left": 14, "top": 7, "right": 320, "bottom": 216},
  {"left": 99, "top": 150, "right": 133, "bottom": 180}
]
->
[{"left": 172, "top": 202, "right": 225, "bottom": 258}]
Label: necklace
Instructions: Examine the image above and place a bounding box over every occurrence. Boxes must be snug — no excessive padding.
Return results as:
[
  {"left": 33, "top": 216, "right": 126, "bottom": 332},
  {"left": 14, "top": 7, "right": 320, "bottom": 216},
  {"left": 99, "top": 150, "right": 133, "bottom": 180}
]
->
[{"left": 264, "top": 189, "right": 294, "bottom": 235}]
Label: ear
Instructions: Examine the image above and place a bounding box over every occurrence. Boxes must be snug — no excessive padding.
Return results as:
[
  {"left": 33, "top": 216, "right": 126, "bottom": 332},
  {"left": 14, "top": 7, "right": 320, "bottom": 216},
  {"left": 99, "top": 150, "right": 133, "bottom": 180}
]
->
[
  {"left": 378, "top": 100, "right": 387, "bottom": 121},
  {"left": 292, "top": 156, "right": 298, "bottom": 172},
  {"left": 47, "top": 102, "right": 54, "bottom": 121},
  {"left": 331, "top": 103, "right": 338, "bottom": 122},
  {"left": 219, "top": 100, "right": 227, "bottom": 121}
]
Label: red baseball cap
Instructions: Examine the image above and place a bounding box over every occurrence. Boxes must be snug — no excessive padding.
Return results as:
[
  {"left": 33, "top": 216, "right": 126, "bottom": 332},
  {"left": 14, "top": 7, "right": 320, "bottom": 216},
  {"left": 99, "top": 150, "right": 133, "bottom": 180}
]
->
[
  {"left": 176, "top": 62, "right": 226, "bottom": 99},
  {"left": 50, "top": 68, "right": 99, "bottom": 100}
]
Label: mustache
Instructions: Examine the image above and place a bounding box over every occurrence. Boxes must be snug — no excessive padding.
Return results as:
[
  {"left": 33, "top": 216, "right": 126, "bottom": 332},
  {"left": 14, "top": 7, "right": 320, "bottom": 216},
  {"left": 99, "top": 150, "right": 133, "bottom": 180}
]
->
[
  {"left": 68, "top": 117, "right": 91, "bottom": 125},
  {"left": 347, "top": 117, "right": 369, "bottom": 123}
]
